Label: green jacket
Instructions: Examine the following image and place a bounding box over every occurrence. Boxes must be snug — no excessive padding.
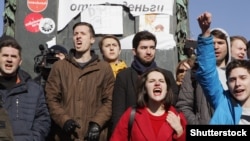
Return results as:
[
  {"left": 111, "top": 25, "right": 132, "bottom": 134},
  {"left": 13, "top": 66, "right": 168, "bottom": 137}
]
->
[{"left": 0, "top": 106, "right": 14, "bottom": 141}]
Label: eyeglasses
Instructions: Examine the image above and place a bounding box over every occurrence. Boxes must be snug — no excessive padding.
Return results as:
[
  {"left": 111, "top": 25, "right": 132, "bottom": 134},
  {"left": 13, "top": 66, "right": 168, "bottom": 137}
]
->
[{"left": 178, "top": 69, "right": 187, "bottom": 73}]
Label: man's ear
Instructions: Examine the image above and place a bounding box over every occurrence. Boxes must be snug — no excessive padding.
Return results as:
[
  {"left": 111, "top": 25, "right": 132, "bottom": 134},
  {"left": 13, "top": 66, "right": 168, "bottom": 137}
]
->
[
  {"left": 19, "top": 59, "right": 22, "bottom": 66},
  {"left": 118, "top": 49, "right": 121, "bottom": 55},
  {"left": 90, "top": 37, "right": 95, "bottom": 44},
  {"left": 132, "top": 48, "right": 136, "bottom": 56}
]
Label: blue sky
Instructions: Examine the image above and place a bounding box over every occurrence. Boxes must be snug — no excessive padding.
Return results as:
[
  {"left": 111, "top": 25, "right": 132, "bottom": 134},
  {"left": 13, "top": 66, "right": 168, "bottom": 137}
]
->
[{"left": 189, "top": 0, "right": 250, "bottom": 40}]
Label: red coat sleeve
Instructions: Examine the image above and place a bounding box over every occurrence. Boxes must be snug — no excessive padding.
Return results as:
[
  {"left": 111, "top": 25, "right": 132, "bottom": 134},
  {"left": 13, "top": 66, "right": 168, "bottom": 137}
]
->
[
  {"left": 110, "top": 107, "right": 132, "bottom": 141},
  {"left": 173, "top": 112, "right": 187, "bottom": 141}
]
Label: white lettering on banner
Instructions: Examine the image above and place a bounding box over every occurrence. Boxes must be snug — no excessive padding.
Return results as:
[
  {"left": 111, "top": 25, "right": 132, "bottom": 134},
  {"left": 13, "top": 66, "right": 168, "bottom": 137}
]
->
[
  {"left": 58, "top": 0, "right": 174, "bottom": 31},
  {"left": 25, "top": 19, "right": 41, "bottom": 27}
]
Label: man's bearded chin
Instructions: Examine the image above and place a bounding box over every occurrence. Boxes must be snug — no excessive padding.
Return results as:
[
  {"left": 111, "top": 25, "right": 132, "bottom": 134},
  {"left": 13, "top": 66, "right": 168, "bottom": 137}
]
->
[{"left": 138, "top": 57, "right": 155, "bottom": 67}]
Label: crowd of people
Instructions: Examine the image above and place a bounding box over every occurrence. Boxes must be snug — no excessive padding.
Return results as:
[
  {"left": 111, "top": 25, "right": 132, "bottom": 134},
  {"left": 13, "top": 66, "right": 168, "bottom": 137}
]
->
[{"left": 1, "top": 11, "right": 250, "bottom": 141}]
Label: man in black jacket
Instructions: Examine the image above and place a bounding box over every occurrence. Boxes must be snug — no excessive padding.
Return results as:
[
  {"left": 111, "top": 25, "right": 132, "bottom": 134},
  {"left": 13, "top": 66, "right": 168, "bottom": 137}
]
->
[
  {"left": 0, "top": 35, "right": 50, "bottom": 140},
  {"left": 111, "top": 31, "right": 178, "bottom": 134}
]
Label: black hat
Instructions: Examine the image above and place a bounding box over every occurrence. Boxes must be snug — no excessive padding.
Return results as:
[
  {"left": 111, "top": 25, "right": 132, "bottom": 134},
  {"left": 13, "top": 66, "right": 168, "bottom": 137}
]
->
[{"left": 50, "top": 45, "right": 68, "bottom": 55}]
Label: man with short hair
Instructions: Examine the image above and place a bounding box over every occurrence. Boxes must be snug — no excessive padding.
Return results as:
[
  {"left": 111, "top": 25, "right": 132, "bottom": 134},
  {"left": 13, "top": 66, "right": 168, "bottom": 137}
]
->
[
  {"left": 196, "top": 11, "right": 250, "bottom": 124},
  {"left": 45, "top": 22, "right": 115, "bottom": 141},
  {"left": 0, "top": 35, "right": 51, "bottom": 140},
  {"left": 176, "top": 16, "right": 232, "bottom": 124},
  {"left": 98, "top": 35, "right": 127, "bottom": 78}
]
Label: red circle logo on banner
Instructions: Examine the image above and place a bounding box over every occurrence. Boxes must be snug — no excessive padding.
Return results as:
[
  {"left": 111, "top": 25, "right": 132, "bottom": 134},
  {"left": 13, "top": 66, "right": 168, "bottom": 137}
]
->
[
  {"left": 27, "top": 0, "right": 48, "bottom": 13},
  {"left": 24, "top": 13, "right": 44, "bottom": 33}
]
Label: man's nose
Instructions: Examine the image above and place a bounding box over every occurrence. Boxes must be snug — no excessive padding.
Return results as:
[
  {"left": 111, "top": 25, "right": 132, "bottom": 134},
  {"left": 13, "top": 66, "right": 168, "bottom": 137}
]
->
[
  {"left": 235, "top": 79, "right": 241, "bottom": 86},
  {"left": 7, "top": 56, "right": 12, "bottom": 61},
  {"left": 155, "top": 81, "right": 160, "bottom": 85},
  {"left": 146, "top": 48, "right": 152, "bottom": 54}
]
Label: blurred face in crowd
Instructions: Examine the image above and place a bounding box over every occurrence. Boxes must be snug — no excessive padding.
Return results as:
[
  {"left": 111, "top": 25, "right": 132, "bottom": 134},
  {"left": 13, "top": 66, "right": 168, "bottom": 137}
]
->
[
  {"left": 54, "top": 53, "right": 66, "bottom": 60},
  {"left": 213, "top": 37, "right": 228, "bottom": 68},
  {"left": 248, "top": 47, "right": 250, "bottom": 59},
  {"left": 146, "top": 71, "right": 167, "bottom": 103},
  {"left": 133, "top": 40, "right": 156, "bottom": 65},
  {"left": 0, "top": 46, "right": 22, "bottom": 76},
  {"left": 227, "top": 67, "right": 250, "bottom": 106},
  {"left": 101, "top": 38, "right": 121, "bottom": 63},
  {"left": 176, "top": 62, "right": 191, "bottom": 85},
  {"left": 231, "top": 39, "right": 247, "bottom": 60},
  {"left": 73, "top": 25, "right": 95, "bottom": 53}
]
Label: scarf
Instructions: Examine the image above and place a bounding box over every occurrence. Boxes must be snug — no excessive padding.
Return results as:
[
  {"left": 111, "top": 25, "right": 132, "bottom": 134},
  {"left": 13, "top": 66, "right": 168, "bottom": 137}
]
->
[
  {"left": 0, "top": 75, "right": 18, "bottom": 89},
  {"left": 131, "top": 56, "right": 157, "bottom": 75}
]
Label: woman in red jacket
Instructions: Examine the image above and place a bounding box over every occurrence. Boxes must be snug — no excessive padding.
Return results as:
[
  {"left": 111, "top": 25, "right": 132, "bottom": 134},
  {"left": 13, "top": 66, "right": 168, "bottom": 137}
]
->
[{"left": 110, "top": 68, "right": 187, "bottom": 141}]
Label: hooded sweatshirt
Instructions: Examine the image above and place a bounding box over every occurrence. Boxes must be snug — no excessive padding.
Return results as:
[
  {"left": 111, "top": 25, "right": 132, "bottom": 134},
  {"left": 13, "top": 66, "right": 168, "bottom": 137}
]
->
[{"left": 211, "top": 28, "right": 231, "bottom": 90}]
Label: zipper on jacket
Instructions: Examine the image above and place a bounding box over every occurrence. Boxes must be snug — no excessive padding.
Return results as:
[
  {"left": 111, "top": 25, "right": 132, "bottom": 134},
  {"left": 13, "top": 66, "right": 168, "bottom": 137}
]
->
[{"left": 16, "top": 97, "right": 19, "bottom": 119}]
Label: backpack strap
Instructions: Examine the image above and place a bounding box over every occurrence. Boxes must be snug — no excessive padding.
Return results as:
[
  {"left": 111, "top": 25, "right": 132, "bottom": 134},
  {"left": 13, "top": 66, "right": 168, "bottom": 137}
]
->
[{"left": 128, "top": 106, "right": 136, "bottom": 140}]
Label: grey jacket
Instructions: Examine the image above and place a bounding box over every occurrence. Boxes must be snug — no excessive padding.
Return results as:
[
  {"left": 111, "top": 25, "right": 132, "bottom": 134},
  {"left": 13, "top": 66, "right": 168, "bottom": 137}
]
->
[{"left": 176, "top": 69, "right": 214, "bottom": 124}]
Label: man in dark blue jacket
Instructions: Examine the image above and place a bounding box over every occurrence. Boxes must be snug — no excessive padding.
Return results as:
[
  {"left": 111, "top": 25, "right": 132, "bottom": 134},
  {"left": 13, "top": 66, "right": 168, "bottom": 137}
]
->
[{"left": 0, "top": 35, "right": 51, "bottom": 141}]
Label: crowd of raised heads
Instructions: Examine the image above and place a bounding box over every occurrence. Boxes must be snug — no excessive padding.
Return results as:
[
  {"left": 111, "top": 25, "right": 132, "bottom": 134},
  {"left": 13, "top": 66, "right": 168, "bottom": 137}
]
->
[
  {"left": 175, "top": 12, "right": 250, "bottom": 130},
  {"left": 176, "top": 30, "right": 250, "bottom": 89},
  {"left": 193, "top": 11, "right": 250, "bottom": 125},
  {"left": 2, "top": 12, "right": 250, "bottom": 141}
]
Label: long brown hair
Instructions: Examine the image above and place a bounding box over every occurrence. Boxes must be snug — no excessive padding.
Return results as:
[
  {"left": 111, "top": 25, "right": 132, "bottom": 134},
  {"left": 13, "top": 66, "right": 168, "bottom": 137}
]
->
[{"left": 136, "top": 68, "right": 174, "bottom": 109}]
